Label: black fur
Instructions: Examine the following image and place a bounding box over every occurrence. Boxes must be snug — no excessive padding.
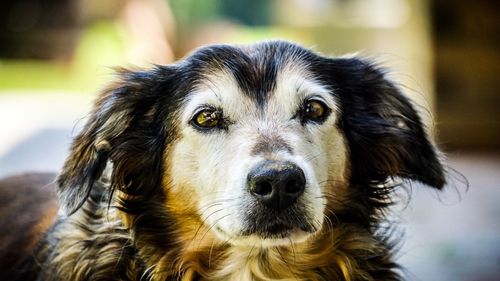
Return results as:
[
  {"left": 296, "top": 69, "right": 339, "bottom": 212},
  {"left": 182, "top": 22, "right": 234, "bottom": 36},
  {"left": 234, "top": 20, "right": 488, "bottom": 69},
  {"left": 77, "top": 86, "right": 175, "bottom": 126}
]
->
[
  {"left": 3, "top": 41, "right": 445, "bottom": 280},
  {"left": 317, "top": 57, "right": 445, "bottom": 189}
]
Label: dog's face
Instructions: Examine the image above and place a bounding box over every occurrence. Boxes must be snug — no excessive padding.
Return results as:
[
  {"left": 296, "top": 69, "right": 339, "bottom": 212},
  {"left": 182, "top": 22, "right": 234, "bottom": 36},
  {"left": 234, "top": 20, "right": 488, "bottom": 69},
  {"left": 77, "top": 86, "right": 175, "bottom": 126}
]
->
[
  {"left": 57, "top": 41, "right": 445, "bottom": 249},
  {"left": 170, "top": 63, "right": 347, "bottom": 245}
]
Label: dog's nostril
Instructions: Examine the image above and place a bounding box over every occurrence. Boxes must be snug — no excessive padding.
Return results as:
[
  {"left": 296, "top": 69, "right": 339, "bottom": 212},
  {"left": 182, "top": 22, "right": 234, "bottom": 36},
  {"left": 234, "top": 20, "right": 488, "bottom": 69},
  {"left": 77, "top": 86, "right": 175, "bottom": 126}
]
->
[
  {"left": 285, "top": 179, "right": 300, "bottom": 194},
  {"left": 253, "top": 181, "right": 273, "bottom": 196}
]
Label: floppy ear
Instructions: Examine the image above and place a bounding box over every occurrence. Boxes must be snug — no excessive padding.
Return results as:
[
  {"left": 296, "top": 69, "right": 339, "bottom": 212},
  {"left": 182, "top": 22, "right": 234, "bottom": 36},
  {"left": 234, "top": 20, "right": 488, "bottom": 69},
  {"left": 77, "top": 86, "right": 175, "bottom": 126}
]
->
[
  {"left": 327, "top": 58, "right": 445, "bottom": 189},
  {"left": 58, "top": 69, "right": 170, "bottom": 214}
]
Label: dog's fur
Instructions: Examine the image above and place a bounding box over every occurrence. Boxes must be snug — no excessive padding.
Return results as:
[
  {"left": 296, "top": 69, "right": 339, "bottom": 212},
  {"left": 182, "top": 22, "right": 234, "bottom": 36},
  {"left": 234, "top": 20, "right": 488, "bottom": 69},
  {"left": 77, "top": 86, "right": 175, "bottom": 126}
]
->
[{"left": 1, "top": 41, "right": 445, "bottom": 281}]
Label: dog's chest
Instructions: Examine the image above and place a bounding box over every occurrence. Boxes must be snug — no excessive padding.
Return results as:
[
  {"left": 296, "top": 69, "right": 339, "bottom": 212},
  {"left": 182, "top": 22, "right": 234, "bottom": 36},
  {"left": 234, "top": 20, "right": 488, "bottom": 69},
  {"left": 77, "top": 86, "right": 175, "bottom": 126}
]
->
[{"left": 207, "top": 247, "right": 299, "bottom": 281}]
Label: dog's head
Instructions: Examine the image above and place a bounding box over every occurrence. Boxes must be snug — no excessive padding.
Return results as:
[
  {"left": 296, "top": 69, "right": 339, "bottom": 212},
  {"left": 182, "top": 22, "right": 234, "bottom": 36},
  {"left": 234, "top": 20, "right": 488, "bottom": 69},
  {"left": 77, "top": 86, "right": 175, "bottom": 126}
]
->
[{"left": 58, "top": 41, "right": 445, "bottom": 247}]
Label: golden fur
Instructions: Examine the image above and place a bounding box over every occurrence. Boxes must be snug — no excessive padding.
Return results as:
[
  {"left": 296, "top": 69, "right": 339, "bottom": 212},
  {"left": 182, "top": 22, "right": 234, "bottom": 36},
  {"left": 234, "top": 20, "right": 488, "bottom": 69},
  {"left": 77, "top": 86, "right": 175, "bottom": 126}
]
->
[{"left": 1, "top": 41, "right": 446, "bottom": 281}]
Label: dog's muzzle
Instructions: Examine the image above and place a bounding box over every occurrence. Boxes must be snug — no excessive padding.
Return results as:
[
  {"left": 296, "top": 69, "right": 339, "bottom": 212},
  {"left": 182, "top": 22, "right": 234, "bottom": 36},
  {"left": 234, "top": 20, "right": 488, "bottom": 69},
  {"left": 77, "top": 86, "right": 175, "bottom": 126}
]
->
[{"left": 247, "top": 160, "right": 305, "bottom": 212}]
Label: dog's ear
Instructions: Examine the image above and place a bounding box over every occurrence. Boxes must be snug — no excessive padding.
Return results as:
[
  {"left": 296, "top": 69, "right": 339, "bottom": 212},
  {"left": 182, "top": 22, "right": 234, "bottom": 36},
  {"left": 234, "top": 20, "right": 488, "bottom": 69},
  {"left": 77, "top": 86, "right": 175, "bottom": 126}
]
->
[
  {"left": 325, "top": 57, "right": 445, "bottom": 189},
  {"left": 58, "top": 69, "right": 171, "bottom": 214}
]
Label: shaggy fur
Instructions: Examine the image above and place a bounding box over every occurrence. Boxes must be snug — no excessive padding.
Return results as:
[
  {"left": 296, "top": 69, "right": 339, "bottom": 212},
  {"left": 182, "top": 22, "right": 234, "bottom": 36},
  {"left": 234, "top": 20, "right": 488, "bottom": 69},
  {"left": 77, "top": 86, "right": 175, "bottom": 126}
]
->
[
  {"left": 0, "top": 173, "right": 58, "bottom": 280},
  {"left": 1, "top": 41, "right": 445, "bottom": 281}
]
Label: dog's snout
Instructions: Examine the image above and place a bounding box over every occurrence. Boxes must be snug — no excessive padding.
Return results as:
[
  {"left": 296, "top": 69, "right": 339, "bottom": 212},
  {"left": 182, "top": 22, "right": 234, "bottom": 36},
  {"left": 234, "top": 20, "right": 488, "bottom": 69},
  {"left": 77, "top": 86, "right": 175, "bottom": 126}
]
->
[{"left": 247, "top": 161, "right": 305, "bottom": 212}]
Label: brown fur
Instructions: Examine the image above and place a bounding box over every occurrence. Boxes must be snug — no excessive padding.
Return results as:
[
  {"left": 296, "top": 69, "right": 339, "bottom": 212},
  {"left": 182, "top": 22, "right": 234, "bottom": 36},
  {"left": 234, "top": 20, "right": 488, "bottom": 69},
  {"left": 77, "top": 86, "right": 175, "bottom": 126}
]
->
[
  {"left": 0, "top": 173, "right": 58, "bottom": 280},
  {"left": 19, "top": 181, "right": 397, "bottom": 281},
  {"left": 0, "top": 41, "right": 446, "bottom": 281}
]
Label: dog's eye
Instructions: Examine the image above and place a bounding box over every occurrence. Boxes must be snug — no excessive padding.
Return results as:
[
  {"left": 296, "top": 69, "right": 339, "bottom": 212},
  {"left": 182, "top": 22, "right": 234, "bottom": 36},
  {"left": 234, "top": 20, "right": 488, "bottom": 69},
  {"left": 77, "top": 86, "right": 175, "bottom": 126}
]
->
[
  {"left": 191, "top": 109, "right": 221, "bottom": 129},
  {"left": 301, "top": 99, "right": 330, "bottom": 123}
]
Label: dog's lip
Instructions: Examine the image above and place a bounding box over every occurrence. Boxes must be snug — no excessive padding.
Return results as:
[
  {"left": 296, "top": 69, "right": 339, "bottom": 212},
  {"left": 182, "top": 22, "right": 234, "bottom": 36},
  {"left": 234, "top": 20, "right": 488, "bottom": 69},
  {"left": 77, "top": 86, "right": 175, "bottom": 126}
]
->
[
  {"left": 217, "top": 222, "right": 288, "bottom": 232},
  {"left": 216, "top": 222, "right": 300, "bottom": 239},
  {"left": 259, "top": 222, "right": 294, "bottom": 236},
  {"left": 242, "top": 221, "right": 313, "bottom": 239}
]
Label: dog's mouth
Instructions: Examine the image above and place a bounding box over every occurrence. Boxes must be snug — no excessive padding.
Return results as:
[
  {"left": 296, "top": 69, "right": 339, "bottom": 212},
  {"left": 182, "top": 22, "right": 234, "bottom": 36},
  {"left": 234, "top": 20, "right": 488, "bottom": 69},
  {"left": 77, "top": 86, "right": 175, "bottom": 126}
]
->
[
  {"left": 245, "top": 204, "right": 318, "bottom": 236},
  {"left": 243, "top": 221, "right": 314, "bottom": 239},
  {"left": 213, "top": 207, "right": 319, "bottom": 246},
  {"left": 242, "top": 213, "right": 316, "bottom": 239},
  {"left": 258, "top": 222, "right": 295, "bottom": 238},
  {"left": 215, "top": 222, "right": 314, "bottom": 246}
]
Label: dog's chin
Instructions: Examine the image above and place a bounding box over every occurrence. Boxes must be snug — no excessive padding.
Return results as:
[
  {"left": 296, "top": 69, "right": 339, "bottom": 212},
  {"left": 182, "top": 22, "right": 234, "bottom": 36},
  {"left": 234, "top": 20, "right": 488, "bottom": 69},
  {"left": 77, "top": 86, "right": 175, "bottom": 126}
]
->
[{"left": 213, "top": 225, "right": 317, "bottom": 247}]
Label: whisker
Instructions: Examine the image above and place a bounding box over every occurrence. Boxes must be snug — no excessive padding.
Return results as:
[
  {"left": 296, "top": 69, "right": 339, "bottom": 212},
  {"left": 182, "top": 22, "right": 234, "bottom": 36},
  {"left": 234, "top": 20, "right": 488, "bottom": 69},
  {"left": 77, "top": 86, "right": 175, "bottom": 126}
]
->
[
  {"left": 198, "top": 213, "right": 232, "bottom": 250},
  {"left": 287, "top": 237, "right": 297, "bottom": 264},
  {"left": 208, "top": 237, "right": 217, "bottom": 269},
  {"left": 246, "top": 241, "right": 258, "bottom": 261},
  {"left": 191, "top": 207, "right": 224, "bottom": 240},
  {"left": 275, "top": 246, "right": 299, "bottom": 281}
]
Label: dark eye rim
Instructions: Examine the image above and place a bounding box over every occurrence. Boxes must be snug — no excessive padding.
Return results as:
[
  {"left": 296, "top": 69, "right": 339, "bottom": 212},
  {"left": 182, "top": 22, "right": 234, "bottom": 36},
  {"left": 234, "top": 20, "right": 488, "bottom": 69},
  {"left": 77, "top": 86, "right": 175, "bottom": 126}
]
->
[
  {"left": 300, "top": 98, "right": 331, "bottom": 124},
  {"left": 190, "top": 106, "right": 227, "bottom": 131}
]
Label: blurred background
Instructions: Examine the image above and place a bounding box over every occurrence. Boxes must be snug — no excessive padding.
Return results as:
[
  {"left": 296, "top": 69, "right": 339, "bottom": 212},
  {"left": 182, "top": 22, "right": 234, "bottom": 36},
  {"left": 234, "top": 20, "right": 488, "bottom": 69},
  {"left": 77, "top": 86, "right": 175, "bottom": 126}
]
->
[{"left": 0, "top": 0, "right": 498, "bottom": 280}]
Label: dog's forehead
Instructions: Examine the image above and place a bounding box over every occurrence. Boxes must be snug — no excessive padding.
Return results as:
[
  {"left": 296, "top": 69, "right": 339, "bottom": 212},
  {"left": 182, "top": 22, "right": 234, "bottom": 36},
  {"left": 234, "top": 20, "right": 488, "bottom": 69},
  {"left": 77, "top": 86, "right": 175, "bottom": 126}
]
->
[
  {"left": 180, "top": 42, "right": 336, "bottom": 121},
  {"left": 185, "top": 41, "right": 315, "bottom": 105}
]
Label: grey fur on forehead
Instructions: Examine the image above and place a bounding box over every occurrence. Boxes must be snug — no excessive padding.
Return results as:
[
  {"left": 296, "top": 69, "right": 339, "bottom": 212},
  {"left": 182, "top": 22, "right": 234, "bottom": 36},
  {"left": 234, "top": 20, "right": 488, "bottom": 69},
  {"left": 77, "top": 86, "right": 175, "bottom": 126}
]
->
[{"left": 184, "top": 40, "right": 323, "bottom": 106}]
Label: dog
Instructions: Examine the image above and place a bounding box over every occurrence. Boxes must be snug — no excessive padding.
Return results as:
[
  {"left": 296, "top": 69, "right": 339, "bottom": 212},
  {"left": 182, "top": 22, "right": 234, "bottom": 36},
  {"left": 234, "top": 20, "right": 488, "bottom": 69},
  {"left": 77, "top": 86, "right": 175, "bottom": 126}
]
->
[{"left": 0, "top": 40, "right": 446, "bottom": 281}]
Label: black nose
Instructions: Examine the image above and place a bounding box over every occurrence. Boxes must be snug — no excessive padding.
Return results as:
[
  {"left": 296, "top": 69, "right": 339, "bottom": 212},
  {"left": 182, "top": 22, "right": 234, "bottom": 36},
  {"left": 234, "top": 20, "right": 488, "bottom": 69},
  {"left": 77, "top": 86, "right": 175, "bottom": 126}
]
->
[{"left": 247, "top": 161, "right": 306, "bottom": 212}]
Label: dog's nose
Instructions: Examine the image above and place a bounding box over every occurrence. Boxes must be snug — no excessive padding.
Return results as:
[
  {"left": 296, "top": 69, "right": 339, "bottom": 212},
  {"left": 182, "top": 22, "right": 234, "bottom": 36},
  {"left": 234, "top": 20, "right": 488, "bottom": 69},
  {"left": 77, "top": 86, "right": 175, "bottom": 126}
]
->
[{"left": 247, "top": 161, "right": 306, "bottom": 212}]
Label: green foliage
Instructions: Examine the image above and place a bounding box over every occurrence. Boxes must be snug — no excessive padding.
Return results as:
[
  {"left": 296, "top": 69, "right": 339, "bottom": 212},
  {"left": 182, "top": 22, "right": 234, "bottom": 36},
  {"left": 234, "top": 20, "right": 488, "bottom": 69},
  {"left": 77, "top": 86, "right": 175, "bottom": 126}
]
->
[
  {"left": 0, "top": 21, "right": 126, "bottom": 93},
  {"left": 170, "top": 0, "right": 221, "bottom": 27},
  {"left": 170, "top": 0, "right": 272, "bottom": 27}
]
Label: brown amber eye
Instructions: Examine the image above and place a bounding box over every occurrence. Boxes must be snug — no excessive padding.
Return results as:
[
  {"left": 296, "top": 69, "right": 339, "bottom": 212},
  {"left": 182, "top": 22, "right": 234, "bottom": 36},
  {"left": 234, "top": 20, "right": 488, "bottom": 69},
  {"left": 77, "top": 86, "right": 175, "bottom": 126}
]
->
[
  {"left": 192, "top": 109, "right": 220, "bottom": 129},
  {"left": 303, "top": 99, "right": 328, "bottom": 122}
]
